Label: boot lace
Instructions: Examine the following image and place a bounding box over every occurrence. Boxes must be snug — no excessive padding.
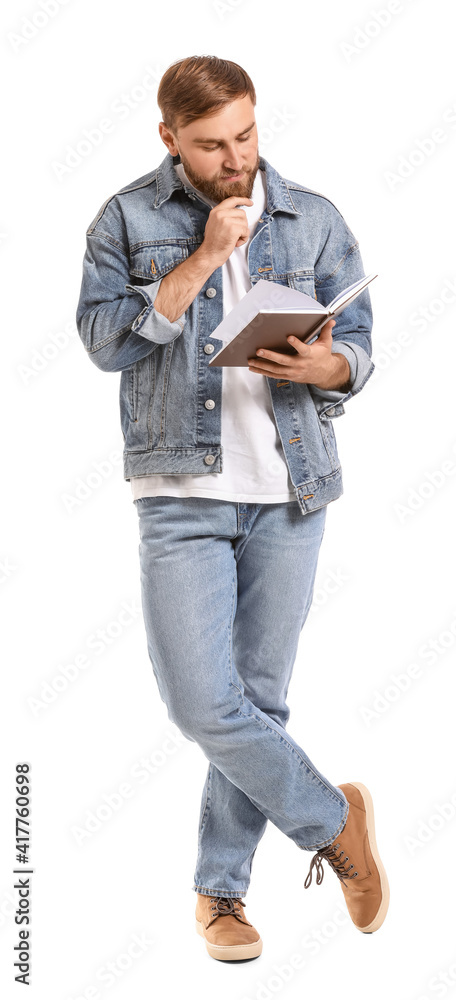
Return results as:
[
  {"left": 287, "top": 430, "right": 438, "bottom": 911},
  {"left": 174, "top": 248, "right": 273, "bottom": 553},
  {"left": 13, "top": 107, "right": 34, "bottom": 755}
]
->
[
  {"left": 304, "top": 842, "right": 358, "bottom": 889},
  {"left": 210, "top": 897, "right": 246, "bottom": 918}
]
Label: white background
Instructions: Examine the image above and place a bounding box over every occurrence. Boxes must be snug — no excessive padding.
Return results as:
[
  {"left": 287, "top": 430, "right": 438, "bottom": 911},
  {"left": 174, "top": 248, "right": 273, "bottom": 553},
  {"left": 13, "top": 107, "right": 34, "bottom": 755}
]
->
[{"left": 2, "top": 0, "right": 456, "bottom": 997}]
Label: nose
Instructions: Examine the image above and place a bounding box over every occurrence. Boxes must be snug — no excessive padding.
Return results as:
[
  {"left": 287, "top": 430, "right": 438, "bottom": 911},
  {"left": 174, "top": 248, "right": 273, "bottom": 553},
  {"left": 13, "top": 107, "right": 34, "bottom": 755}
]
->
[{"left": 222, "top": 144, "right": 244, "bottom": 172}]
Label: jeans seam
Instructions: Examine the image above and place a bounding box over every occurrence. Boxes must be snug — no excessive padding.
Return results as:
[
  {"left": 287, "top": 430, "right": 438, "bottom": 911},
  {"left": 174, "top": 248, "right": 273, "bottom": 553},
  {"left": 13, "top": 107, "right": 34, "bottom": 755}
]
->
[
  {"left": 228, "top": 562, "right": 244, "bottom": 702},
  {"left": 199, "top": 763, "right": 212, "bottom": 834}
]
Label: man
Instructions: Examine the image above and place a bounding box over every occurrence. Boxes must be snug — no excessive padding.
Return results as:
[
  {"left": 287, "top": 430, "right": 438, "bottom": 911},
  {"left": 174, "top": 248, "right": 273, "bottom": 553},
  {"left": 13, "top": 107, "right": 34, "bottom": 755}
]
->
[{"left": 76, "top": 55, "right": 389, "bottom": 962}]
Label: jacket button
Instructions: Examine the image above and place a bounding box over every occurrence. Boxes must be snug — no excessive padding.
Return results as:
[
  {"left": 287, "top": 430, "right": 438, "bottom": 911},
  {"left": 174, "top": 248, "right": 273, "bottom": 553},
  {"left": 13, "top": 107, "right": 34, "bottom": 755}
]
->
[
  {"left": 204, "top": 399, "right": 215, "bottom": 409},
  {"left": 204, "top": 344, "right": 215, "bottom": 354},
  {"left": 206, "top": 287, "right": 217, "bottom": 298},
  {"left": 204, "top": 455, "right": 216, "bottom": 465},
  {"left": 327, "top": 407, "right": 335, "bottom": 416}
]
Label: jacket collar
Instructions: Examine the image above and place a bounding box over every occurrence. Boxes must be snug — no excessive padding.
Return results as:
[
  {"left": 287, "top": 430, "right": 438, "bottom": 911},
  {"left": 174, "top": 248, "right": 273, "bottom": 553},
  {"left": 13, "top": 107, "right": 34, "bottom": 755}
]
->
[{"left": 153, "top": 152, "right": 301, "bottom": 217}]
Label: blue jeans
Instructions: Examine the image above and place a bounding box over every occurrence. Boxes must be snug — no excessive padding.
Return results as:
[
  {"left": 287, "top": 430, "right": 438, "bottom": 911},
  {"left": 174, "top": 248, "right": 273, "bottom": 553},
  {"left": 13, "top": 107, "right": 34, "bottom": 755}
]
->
[{"left": 134, "top": 496, "right": 348, "bottom": 898}]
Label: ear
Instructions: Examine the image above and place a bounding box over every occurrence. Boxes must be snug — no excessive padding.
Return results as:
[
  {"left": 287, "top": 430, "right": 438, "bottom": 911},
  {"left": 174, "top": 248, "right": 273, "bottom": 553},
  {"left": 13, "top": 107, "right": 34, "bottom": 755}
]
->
[{"left": 159, "top": 122, "right": 179, "bottom": 156}]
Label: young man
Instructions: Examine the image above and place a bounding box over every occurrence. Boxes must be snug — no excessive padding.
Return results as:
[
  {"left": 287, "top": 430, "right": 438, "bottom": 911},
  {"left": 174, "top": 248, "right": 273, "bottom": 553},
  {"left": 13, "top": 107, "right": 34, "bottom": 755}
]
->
[{"left": 76, "top": 55, "right": 389, "bottom": 962}]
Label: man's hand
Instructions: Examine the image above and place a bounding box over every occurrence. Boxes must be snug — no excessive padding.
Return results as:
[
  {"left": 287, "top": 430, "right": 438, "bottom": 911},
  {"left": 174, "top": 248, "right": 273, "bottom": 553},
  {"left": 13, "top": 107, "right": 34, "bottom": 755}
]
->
[
  {"left": 200, "top": 196, "right": 254, "bottom": 268},
  {"left": 247, "top": 319, "right": 351, "bottom": 391},
  {"left": 153, "top": 195, "right": 253, "bottom": 324}
]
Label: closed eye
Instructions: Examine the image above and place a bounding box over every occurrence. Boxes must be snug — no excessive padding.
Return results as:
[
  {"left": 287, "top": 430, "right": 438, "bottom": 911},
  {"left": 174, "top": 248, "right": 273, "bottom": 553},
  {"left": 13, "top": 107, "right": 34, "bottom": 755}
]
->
[
  {"left": 199, "top": 129, "right": 254, "bottom": 152},
  {"left": 202, "top": 138, "right": 251, "bottom": 152}
]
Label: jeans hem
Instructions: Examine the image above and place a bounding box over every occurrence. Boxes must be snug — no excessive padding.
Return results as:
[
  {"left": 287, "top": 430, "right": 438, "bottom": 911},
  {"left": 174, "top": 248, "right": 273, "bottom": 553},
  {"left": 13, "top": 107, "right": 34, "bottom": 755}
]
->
[
  {"left": 296, "top": 798, "right": 349, "bottom": 851},
  {"left": 193, "top": 885, "right": 247, "bottom": 898}
]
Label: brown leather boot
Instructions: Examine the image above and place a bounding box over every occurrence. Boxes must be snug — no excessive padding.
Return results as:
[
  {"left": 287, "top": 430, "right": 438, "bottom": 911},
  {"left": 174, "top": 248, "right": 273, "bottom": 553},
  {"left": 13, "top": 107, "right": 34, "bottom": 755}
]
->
[
  {"left": 303, "top": 781, "right": 389, "bottom": 933},
  {"left": 195, "top": 893, "right": 263, "bottom": 961}
]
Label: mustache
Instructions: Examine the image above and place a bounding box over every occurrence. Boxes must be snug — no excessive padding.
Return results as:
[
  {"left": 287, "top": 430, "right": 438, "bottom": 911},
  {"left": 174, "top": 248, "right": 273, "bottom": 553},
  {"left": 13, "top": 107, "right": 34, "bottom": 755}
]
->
[
  {"left": 219, "top": 166, "right": 251, "bottom": 178},
  {"left": 219, "top": 153, "right": 260, "bottom": 180}
]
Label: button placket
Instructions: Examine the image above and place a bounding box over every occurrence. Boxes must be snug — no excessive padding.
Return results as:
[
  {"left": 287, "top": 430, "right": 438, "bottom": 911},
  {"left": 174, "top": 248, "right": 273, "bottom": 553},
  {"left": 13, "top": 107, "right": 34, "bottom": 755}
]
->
[{"left": 201, "top": 278, "right": 221, "bottom": 471}]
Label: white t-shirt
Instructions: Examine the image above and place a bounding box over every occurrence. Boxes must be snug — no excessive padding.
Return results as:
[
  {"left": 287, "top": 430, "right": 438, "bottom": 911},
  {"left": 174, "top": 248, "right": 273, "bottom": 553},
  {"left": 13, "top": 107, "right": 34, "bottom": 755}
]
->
[{"left": 130, "top": 164, "right": 296, "bottom": 503}]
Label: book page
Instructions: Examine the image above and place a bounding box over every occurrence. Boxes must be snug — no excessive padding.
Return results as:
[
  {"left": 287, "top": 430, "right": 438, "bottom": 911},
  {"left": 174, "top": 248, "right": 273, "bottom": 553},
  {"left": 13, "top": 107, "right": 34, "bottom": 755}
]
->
[{"left": 328, "top": 272, "right": 378, "bottom": 316}]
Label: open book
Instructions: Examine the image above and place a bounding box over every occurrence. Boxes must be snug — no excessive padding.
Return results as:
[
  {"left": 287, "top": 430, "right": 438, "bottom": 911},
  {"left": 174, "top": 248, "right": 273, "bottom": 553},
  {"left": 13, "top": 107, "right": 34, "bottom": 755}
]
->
[{"left": 208, "top": 272, "right": 377, "bottom": 367}]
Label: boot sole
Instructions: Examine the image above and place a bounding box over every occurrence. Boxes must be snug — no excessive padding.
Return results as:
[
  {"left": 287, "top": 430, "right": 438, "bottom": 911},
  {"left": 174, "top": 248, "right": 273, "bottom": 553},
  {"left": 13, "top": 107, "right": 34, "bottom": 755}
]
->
[
  {"left": 347, "top": 781, "right": 390, "bottom": 933},
  {"left": 196, "top": 919, "right": 263, "bottom": 960}
]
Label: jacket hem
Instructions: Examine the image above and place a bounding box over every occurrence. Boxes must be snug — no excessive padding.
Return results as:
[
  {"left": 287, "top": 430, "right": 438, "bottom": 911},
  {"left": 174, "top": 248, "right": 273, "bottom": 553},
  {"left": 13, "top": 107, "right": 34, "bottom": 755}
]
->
[
  {"left": 124, "top": 448, "right": 223, "bottom": 478},
  {"left": 294, "top": 468, "right": 343, "bottom": 514}
]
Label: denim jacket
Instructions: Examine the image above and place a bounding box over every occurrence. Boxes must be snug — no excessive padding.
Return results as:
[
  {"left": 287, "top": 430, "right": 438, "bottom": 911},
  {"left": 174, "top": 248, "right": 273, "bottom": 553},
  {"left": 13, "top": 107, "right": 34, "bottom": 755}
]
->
[{"left": 76, "top": 152, "right": 374, "bottom": 514}]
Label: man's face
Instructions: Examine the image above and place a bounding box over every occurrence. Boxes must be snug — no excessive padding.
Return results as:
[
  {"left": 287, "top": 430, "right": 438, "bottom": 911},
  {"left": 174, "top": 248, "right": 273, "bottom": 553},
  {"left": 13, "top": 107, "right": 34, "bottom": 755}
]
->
[{"left": 160, "top": 95, "right": 260, "bottom": 203}]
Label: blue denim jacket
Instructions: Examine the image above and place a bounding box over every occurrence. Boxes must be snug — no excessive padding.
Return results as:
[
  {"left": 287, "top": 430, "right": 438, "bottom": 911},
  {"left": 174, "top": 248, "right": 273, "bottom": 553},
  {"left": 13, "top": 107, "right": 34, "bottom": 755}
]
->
[{"left": 76, "top": 152, "right": 374, "bottom": 514}]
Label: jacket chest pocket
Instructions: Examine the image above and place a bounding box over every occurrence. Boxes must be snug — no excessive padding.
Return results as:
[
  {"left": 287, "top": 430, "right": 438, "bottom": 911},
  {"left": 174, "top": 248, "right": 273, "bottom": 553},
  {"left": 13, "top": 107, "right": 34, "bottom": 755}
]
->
[
  {"left": 286, "top": 269, "right": 316, "bottom": 299},
  {"left": 129, "top": 239, "right": 200, "bottom": 282}
]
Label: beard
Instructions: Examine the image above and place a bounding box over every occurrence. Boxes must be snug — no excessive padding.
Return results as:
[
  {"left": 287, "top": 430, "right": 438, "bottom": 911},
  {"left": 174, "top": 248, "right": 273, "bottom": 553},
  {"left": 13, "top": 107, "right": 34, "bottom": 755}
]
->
[{"left": 178, "top": 149, "right": 260, "bottom": 203}]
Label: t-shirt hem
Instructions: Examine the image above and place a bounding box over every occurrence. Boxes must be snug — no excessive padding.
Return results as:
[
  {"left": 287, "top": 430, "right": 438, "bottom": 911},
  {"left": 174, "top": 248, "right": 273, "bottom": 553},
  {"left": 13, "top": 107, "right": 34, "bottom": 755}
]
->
[{"left": 131, "top": 488, "right": 297, "bottom": 503}]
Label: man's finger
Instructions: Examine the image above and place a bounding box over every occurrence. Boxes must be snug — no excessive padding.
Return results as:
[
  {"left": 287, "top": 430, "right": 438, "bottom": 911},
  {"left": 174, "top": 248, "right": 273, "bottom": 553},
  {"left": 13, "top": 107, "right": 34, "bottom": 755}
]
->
[
  {"left": 319, "top": 318, "right": 336, "bottom": 339},
  {"left": 285, "top": 335, "right": 312, "bottom": 356},
  {"left": 217, "top": 196, "right": 254, "bottom": 208},
  {"left": 286, "top": 318, "right": 335, "bottom": 354},
  {"left": 249, "top": 346, "right": 296, "bottom": 366}
]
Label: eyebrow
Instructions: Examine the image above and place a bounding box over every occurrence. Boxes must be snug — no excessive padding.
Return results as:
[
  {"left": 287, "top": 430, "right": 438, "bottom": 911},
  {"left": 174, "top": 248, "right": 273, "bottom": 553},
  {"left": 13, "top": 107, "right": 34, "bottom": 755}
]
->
[{"left": 192, "top": 122, "right": 255, "bottom": 144}]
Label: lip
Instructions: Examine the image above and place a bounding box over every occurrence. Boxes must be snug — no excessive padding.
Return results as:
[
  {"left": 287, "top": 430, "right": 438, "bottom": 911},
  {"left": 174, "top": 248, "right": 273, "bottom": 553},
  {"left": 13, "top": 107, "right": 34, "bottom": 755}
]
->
[{"left": 221, "top": 172, "right": 244, "bottom": 181}]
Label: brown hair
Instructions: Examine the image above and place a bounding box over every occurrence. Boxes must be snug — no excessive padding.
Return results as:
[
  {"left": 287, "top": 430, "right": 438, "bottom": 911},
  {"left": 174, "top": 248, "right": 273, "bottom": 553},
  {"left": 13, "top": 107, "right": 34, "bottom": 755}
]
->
[{"left": 157, "top": 55, "right": 256, "bottom": 133}]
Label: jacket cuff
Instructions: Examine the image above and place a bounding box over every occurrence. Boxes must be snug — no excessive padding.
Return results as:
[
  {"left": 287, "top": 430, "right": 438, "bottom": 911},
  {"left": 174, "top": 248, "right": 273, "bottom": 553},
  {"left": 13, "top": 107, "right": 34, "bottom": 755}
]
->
[
  {"left": 310, "top": 340, "right": 375, "bottom": 416},
  {"left": 125, "top": 279, "right": 186, "bottom": 344}
]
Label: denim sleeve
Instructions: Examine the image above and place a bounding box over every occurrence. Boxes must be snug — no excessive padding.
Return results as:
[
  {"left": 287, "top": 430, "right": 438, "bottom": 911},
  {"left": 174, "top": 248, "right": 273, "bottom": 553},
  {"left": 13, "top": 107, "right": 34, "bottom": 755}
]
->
[
  {"left": 309, "top": 208, "right": 375, "bottom": 416},
  {"left": 76, "top": 232, "right": 186, "bottom": 373}
]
